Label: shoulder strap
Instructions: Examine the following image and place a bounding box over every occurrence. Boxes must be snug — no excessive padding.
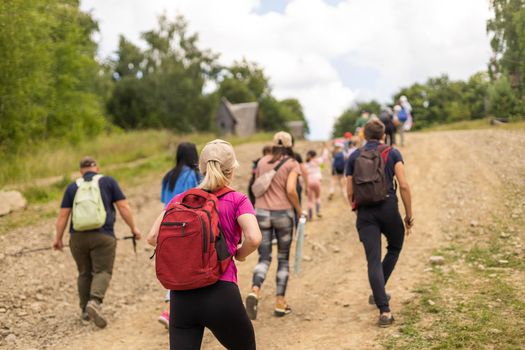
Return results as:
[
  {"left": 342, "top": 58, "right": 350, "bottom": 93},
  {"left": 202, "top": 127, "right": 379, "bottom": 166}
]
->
[
  {"left": 273, "top": 157, "right": 290, "bottom": 172},
  {"left": 378, "top": 145, "right": 392, "bottom": 165},
  {"left": 214, "top": 186, "right": 234, "bottom": 198},
  {"left": 92, "top": 174, "right": 104, "bottom": 185},
  {"left": 75, "top": 177, "right": 84, "bottom": 186}
]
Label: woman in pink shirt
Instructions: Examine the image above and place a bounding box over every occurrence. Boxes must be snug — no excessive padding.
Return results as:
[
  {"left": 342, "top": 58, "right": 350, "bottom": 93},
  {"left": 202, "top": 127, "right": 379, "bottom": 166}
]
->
[{"left": 147, "top": 140, "right": 262, "bottom": 350}]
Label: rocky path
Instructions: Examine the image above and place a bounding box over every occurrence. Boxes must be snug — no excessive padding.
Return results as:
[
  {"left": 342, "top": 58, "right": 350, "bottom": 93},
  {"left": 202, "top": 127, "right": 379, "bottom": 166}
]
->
[{"left": 0, "top": 129, "right": 523, "bottom": 349}]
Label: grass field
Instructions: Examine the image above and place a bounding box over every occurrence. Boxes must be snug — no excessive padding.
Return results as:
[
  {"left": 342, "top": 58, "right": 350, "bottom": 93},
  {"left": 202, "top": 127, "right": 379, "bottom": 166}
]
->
[{"left": 422, "top": 117, "right": 525, "bottom": 132}]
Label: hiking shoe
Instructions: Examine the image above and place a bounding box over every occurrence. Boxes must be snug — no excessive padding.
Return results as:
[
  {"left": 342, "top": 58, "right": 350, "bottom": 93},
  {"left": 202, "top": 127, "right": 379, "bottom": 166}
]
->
[
  {"left": 158, "top": 311, "right": 169, "bottom": 329},
  {"left": 271, "top": 238, "right": 278, "bottom": 245},
  {"left": 274, "top": 303, "right": 292, "bottom": 317},
  {"left": 378, "top": 314, "right": 395, "bottom": 328},
  {"left": 81, "top": 310, "right": 90, "bottom": 322},
  {"left": 86, "top": 299, "right": 107, "bottom": 329},
  {"left": 368, "top": 293, "right": 391, "bottom": 305},
  {"left": 245, "top": 293, "right": 258, "bottom": 320}
]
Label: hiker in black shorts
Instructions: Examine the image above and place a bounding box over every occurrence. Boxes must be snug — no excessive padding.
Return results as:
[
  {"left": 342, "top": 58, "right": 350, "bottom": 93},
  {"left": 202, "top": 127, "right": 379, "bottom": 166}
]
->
[{"left": 345, "top": 120, "right": 413, "bottom": 327}]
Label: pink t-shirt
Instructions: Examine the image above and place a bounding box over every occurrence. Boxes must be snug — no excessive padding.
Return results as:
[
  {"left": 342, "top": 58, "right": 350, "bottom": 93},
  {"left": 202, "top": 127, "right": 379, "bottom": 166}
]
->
[{"left": 170, "top": 190, "right": 255, "bottom": 284}]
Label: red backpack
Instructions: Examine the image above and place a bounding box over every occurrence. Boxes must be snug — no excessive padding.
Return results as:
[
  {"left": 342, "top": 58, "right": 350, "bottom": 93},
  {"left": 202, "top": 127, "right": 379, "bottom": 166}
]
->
[{"left": 155, "top": 187, "right": 233, "bottom": 290}]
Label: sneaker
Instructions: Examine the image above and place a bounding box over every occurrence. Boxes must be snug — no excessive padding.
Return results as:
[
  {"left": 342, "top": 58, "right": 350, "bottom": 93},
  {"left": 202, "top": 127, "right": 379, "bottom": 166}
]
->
[
  {"left": 378, "top": 314, "right": 395, "bottom": 328},
  {"left": 245, "top": 293, "right": 258, "bottom": 320},
  {"left": 86, "top": 299, "right": 107, "bottom": 329},
  {"left": 158, "top": 311, "right": 169, "bottom": 329},
  {"left": 274, "top": 302, "right": 292, "bottom": 317},
  {"left": 368, "top": 293, "right": 391, "bottom": 305},
  {"left": 271, "top": 238, "right": 278, "bottom": 245}
]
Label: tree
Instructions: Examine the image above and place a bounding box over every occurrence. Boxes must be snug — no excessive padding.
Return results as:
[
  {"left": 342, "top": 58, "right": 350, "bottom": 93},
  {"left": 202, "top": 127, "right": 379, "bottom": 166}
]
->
[
  {"left": 488, "top": 75, "right": 522, "bottom": 118},
  {"left": 487, "top": 0, "right": 525, "bottom": 97},
  {"left": 107, "top": 14, "right": 219, "bottom": 132}
]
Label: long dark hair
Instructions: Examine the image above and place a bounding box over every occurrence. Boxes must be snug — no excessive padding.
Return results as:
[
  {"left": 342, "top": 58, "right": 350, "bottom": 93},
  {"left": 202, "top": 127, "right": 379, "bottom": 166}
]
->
[
  {"left": 166, "top": 142, "right": 199, "bottom": 191},
  {"left": 269, "top": 146, "right": 295, "bottom": 163}
]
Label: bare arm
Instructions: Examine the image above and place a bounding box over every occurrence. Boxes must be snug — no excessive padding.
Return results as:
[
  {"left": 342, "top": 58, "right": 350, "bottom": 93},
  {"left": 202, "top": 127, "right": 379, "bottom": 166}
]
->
[
  {"left": 115, "top": 199, "right": 141, "bottom": 239},
  {"left": 394, "top": 162, "right": 414, "bottom": 232},
  {"left": 53, "top": 208, "right": 71, "bottom": 251},
  {"left": 146, "top": 211, "right": 165, "bottom": 246},
  {"left": 346, "top": 176, "right": 353, "bottom": 205},
  {"left": 286, "top": 171, "right": 302, "bottom": 216},
  {"left": 235, "top": 214, "right": 262, "bottom": 261},
  {"left": 300, "top": 163, "right": 309, "bottom": 195}
]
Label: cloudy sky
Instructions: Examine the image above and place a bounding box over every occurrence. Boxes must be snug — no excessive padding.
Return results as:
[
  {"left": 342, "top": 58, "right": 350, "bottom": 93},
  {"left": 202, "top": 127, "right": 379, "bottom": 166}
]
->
[{"left": 81, "top": 0, "right": 493, "bottom": 139}]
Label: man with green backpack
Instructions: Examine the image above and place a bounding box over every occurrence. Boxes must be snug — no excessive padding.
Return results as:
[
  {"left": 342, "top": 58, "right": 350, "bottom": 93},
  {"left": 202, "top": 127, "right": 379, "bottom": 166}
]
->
[{"left": 52, "top": 156, "right": 141, "bottom": 328}]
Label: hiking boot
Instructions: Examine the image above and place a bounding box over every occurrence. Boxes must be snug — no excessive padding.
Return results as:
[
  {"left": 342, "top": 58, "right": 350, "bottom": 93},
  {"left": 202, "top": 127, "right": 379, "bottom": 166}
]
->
[
  {"left": 86, "top": 299, "right": 107, "bottom": 329},
  {"left": 274, "top": 302, "right": 292, "bottom": 317},
  {"left": 245, "top": 293, "right": 258, "bottom": 320},
  {"left": 378, "top": 314, "right": 395, "bottom": 328},
  {"left": 158, "top": 311, "right": 169, "bottom": 329},
  {"left": 368, "top": 293, "right": 391, "bottom": 305},
  {"left": 81, "top": 310, "right": 90, "bottom": 322}
]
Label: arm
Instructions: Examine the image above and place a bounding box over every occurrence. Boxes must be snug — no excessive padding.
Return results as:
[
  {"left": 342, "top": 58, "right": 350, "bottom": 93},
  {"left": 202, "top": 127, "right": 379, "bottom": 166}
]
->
[
  {"left": 146, "top": 211, "right": 165, "bottom": 246},
  {"left": 235, "top": 214, "right": 262, "bottom": 261},
  {"left": 394, "top": 162, "right": 414, "bottom": 232},
  {"left": 286, "top": 171, "right": 302, "bottom": 216},
  {"left": 115, "top": 199, "right": 142, "bottom": 239},
  {"left": 346, "top": 176, "right": 353, "bottom": 205},
  {"left": 300, "top": 163, "right": 309, "bottom": 195},
  {"left": 53, "top": 208, "right": 71, "bottom": 251}
]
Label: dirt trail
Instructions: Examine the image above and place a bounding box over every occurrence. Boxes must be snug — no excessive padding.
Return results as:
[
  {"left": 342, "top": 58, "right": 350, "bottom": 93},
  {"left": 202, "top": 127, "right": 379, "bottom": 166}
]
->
[{"left": 0, "top": 129, "right": 523, "bottom": 349}]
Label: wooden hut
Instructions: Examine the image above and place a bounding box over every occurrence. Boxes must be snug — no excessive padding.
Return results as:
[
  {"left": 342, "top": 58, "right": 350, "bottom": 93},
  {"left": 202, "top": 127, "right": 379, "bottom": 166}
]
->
[
  {"left": 216, "top": 97, "right": 258, "bottom": 137},
  {"left": 287, "top": 120, "right": 306, "bottom": 139}
]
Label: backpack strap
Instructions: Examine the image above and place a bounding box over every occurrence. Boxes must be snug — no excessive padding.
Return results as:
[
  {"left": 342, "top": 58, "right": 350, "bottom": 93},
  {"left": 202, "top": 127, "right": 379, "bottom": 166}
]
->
[
  {"left": 214, "top": 186, "right": 234, "bottom": 198},
  {"left": 273, "top": 157, "right": 290, "bottom": 172},
  {"left": 378, "top": 145, "right": 392, "bottom": 165}
]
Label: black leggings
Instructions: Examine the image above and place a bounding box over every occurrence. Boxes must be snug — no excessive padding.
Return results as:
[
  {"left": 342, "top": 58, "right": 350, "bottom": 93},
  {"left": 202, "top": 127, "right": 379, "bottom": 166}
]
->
[
  {"left": 356, "top": 198, "right": 404, "bottom": 313},
  {"left": 170, "top": 281, "right": 256, "bottom": 350}
]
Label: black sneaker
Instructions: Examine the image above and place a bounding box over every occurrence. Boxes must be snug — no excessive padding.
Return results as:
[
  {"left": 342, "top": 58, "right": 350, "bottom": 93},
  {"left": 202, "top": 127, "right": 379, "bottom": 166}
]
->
[
  {"left": 245, "top": 293, "right": 258, "bottom": 320},
  {"left": 86, "top": 299, "right": 107, "bottom": 328},
  {"left": 274, "top": 304, "right": 292, "bottom": 317},
  {"left": 81, "top": 309, "right": 90, "bottom": 322},
  {"left": 368, "top": 293, "right": 391, "bottom": 305},
  {"left": 378, "top": 314, "right": 395, "bottom": 328}
]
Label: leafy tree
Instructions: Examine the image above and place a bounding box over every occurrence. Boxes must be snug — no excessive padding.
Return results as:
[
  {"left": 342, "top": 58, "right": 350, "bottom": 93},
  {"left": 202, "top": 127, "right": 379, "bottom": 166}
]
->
[
  {"left": 332, "top": 100, "right": 380, "bottom": 137},
  {"left": 488, "top": 75, "right": 522, "bottom": 118},
  {"left": 487, "top": 0, "right": 525, "bottom": 97}
]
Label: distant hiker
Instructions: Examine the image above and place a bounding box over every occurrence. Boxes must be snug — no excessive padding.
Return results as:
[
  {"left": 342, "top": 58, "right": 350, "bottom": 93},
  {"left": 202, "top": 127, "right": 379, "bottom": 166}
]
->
[
  {"left": 355, "top": 110, "right": 370, "bottom": 142},
  {"left": 305, "top": 147, "right": 329, "bottom": 219},
  {"left": 247, "top": 131, "right": 303, "bottom": 320},
  {"left": 380, "top": 106, "right": 396, "bottom": 146},
  {"left": 345, "top": 120, "right": 413, "bottom": 327},
  {"left": 400, "top": 95, "right": 413, "bottom": 131},
  {"left": 147, "top": 140, "right": 262, "bottom": 350},
  {"left": 248, "top": 145, "right": 273, "bottom": 205},
  {"left": 343, "top": 131, "right": 353, "bottom": 153},
  {"left": 158, "top": 142, "right": 203, "bottom": 328},
  {"left": 328, "top": 143, "right": 346, "bottom": 200},
  {"left": 52, "top": 156, "right": 141, "bottom": 328}
]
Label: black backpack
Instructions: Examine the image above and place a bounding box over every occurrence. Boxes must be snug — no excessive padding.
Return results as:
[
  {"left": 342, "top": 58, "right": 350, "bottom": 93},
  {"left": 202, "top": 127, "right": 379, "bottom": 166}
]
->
[{"left": 352, "top": 145, "right": 392, "bottom": 206}]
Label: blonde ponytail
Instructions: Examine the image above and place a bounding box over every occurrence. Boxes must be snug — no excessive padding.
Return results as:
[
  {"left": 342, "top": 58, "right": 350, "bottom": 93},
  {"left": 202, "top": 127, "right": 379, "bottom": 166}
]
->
[{"left": 199, "top": 160, "right": 233, "bottom": 192}]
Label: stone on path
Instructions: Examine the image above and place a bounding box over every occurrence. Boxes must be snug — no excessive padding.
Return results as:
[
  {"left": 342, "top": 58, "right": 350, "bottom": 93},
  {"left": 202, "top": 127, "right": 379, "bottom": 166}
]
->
[
  {"left": 0, "top": 191, "right": 27, "bottom": 216},
  {"left": 429, "top": 255, "right": 445, "bottom": 266}
]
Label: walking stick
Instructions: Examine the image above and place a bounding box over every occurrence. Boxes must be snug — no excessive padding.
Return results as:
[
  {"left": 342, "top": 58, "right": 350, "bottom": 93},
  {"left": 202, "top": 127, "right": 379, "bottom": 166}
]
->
[{"left": 294, "top": 216, "right": 307, "bottom": 274}]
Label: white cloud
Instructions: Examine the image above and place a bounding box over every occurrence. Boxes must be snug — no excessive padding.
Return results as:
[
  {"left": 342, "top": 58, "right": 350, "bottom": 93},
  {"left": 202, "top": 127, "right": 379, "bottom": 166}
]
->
[{"left": 81, "top": 0, "right": 492, "bottom": 139}]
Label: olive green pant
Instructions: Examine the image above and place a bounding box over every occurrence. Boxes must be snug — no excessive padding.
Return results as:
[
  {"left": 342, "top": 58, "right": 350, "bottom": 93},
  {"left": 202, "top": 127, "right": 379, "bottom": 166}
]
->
[{"left": 69, "top": 232, "right": 116, "bottom": 310}]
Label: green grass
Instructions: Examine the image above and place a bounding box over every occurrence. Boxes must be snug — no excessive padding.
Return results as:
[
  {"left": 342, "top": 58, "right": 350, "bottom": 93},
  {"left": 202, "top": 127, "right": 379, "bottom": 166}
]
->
[
  {"left": 383, "top": 189, "right": 525, "bottom": 350},
  {"left": 423, "top": 117, "right": 525, "bottom": 132},
  {"left": 0, "top": 130, "right": 273, "bottom": 190}
]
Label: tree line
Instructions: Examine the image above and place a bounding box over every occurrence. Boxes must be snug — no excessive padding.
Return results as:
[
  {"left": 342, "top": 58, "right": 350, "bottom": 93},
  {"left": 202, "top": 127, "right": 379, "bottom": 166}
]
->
[
  {"left": 333, "top": 0, "right": 525, "bottom": 137},
  {"left": 0, "top": 1, "right": 308, "bottom": 153}
]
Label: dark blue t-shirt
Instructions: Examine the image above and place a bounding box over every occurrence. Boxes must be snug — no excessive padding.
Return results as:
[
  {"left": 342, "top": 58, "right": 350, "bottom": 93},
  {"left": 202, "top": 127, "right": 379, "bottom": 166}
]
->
[
  {"left": 345, "top": 141, "right": 403, "bottom": 197},
  {"left": 61, "top": 172, "right": 126, "bottom": 236}
]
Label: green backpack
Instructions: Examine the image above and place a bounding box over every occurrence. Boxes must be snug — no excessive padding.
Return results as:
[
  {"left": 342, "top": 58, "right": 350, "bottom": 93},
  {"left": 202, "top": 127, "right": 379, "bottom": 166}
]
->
[{"left": 72, "top": 174, "right": 107, "bottom": 231}]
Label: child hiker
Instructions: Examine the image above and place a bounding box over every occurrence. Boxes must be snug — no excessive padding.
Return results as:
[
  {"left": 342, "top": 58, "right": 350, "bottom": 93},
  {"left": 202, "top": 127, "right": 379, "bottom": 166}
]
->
[
  {"left": 147, "top": 139, "right": 262, "bottom": 350},
  {"left": 305, "top": 146, "right": 329, "bottom": 219}
]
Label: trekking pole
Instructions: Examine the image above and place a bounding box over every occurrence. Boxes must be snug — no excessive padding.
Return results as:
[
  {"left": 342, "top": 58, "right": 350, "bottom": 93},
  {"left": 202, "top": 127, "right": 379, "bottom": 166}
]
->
[
  {"left": 123, "top": 234, "right": 137, "bottom": 256},
  {"left": 294, "top": 215, "right": 307, "bottom": 275}
]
